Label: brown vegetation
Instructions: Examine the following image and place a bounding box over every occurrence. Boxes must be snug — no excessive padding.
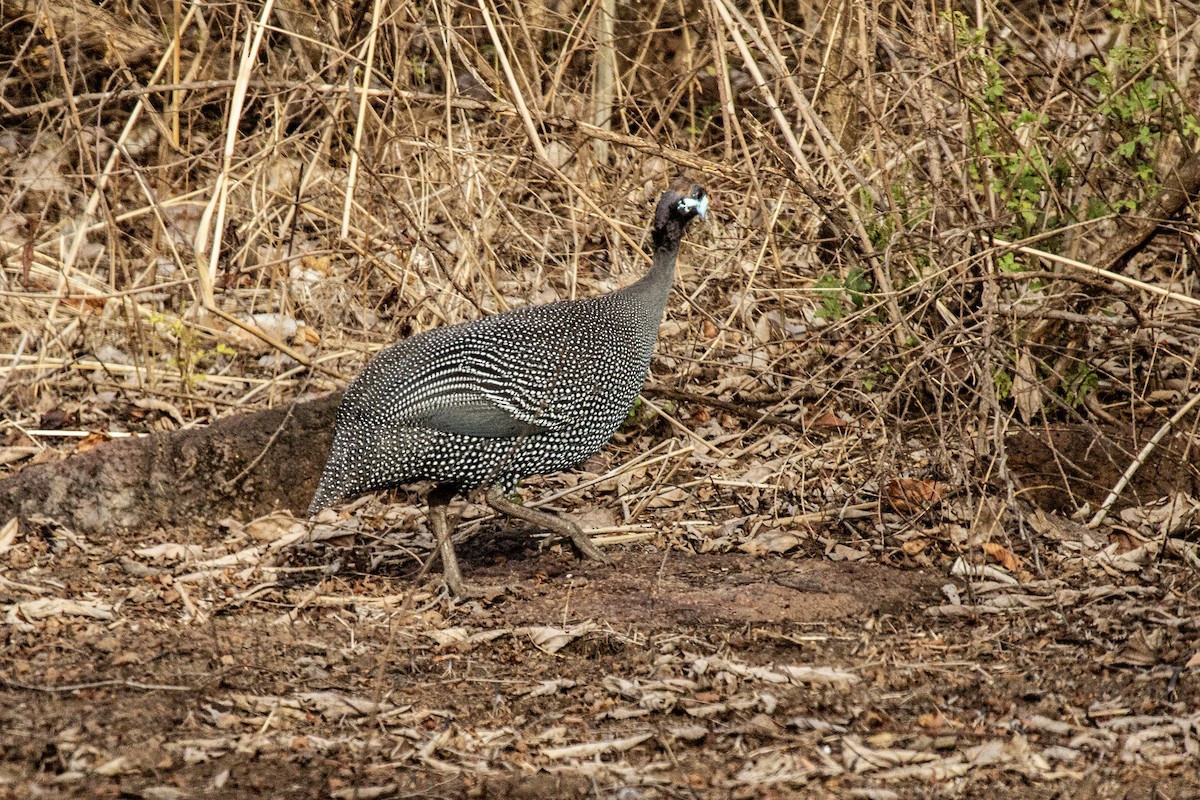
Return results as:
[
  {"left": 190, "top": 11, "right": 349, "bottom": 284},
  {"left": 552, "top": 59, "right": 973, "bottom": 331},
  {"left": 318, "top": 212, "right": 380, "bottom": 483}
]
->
[{"left": 1, "top": 0, "right": 1199, "bottom": 797}]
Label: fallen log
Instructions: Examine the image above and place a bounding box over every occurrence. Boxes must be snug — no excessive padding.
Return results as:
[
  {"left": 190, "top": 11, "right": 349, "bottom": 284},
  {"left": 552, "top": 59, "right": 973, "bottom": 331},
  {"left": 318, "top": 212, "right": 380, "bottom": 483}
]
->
[{"left": 0, "top": 393, "right": 341, "bottom": 535}]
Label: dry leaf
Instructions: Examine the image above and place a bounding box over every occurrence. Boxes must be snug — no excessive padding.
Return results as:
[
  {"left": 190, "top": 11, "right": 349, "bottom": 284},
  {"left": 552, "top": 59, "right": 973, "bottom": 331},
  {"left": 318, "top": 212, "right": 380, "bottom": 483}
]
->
[
  {"left": 741, "top": 464, "right": 779, "bottom": 484},
  {"left": 244, "top": 513, "right": 301, "bottom": 543},
  {"left": 809, "top": 411, "right": 851, "bottom": 429},
  {"left": 330, "top": 784, "right": 398, "bottom": 800},
  {"left": 969, "top": 496, "right": 1006, "bottom": 546},
  {"left": 542, "top": 732, "right": 654, "bottom": 759},
  {"left": 645, "top": 486, "right": 689, "bottom": 508},
  {"left": 829, "top": 544, "right": 868, "bottom": 562},
  {"left": 248, "top": 312, "right": 299, "bottom": 342},
  {"left": 75, "top": 431, "right": 112, "bottom": 454},
  {"left": 1103, "top": 629, "right": 1161, "bottom": 667},
  {"left": 668, "top": 725, "right": 708, "bottom": 742},
  {"left": 739, "top": 530, "right": 800, "bottom": 556},
  {"left": 6, "top": 598, "right": 115, "bottom": 631},
  {"left": 1012, "top": 349, "right": 1042, "bottom": 423},
  {"left": 950, "top": 557, "right": 1019, "bottom": 584},
  {"left": 1119, "top": 493, "right": 1200, "bottom": 536},
  {"left": 93, "top": 757, "right": 132, "bottom": 776},
  {"left": 134, "top": 543, "right": 207, "bottom": 562},
  {"left": 519, "top": 623, "right": 597, "bottom": 654},
  {"left": 0, "top": 517, "right": 18, "bottom": 556},
  {"left": 132, "top": 397, "right": 185, "bottom": 427},
  {"left": 296, "top": 691, "right": 399, "bottom": 718},
  {"left": 426, "top": 627, "right": 470, "bottom": 646},
  {"left": 843, "top": 735, "right": 937, "bottom": 773},
  {"left": 1108, "top": 530, "right": 1141, "bottom": 555},
  {"left": 886, "top": 478, "right": 947, "bottom": 513},
  {"left": 524, "top": 679, "right": 576, "bottom": 698},
  {"left": 981, "top": 542, "right": 1022, "bottom": 572},
  {"left": 776, "top": 665, "right": 861, "bottom": 686},
  {"left": 917, "top": 711, "right": 953, "bottom": 729},
  {"left": 0, "top": 446, "right": 38, "bottom": 466}
]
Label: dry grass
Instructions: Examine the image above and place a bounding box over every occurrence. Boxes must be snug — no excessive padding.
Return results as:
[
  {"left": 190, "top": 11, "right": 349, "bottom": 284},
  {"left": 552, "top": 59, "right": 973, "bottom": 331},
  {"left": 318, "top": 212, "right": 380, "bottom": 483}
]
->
[{"left": 1, "top": 0, "right": 1198, "bottom": 554}]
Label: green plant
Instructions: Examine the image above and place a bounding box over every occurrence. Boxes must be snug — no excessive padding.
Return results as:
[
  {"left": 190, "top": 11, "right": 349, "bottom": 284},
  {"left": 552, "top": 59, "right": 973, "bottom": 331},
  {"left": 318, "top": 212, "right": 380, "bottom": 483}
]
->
[
  {"left": 993, "top": 368, "right": 1012, "bottom": 402},
  {"left": 863, "top": 363, "right": 895, "bottom": 393},
  {"left": 997, "top": 252, "right": 1023, "bottom": 273},
  {"left": 813, "top": 268, "right": 872, "bottom": 320},
  {"left": 1062, "top": 361, "right": 1099, "bottom": 408},
  {"left": 1084, "top": 7, "right": 1200, "bottom": 193},
  {"left": 944, "top": 12, "right": 1063, "bottom": 237},
  {"left": 149, "top": 313, "right": 236, "bottom": 386},
  {"left": 1087, "top": 48, "right": 1164, "bottom": 183},
  {"left": 408, "top": 58, "right": 428, "bottom": 86},
  {"left": 685, "top": 102, "right": 721, "bottom": 137}
]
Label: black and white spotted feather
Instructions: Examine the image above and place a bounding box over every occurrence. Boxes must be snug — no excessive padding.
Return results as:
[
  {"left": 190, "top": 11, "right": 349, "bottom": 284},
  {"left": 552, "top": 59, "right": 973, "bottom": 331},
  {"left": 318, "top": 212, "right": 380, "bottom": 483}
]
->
[{"left": 308, "top": 180, "right": 708, "bottom": 515}]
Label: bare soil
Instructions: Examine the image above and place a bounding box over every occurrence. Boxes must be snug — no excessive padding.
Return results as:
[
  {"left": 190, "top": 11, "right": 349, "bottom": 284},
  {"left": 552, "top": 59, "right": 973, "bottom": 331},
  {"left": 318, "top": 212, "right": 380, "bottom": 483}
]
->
[{"left": 1, "top": 422, "right": 1197, "bottom": 799}]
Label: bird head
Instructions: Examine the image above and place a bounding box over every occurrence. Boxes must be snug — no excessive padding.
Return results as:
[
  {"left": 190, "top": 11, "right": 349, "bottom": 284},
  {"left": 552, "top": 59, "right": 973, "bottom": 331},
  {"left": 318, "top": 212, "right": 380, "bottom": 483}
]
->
[{"left": 653, "top": 179, "right": 708, "bottom": 249}]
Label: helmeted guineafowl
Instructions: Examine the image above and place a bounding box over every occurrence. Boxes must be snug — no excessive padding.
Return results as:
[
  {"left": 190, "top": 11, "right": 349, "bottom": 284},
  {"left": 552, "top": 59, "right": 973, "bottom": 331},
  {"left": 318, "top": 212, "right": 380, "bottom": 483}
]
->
[{"left": 308, "top": 178, "right": 709, "bottom": 595}]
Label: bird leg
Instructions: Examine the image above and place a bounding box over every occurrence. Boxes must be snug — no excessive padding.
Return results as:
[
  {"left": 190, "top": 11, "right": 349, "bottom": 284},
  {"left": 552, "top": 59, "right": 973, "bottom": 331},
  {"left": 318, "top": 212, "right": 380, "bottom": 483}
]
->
[
  {"left": 485, "top": 487, "right": 612, "bottom": 565},
  {"left": 427, "top": 484, "right": 474, "bottom": 597}
]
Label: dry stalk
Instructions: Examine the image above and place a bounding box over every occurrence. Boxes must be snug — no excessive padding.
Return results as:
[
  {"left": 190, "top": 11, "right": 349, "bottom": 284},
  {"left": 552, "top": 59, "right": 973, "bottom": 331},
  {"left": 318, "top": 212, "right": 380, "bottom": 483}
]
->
[
  {"left": 342, "top": 0, "right": 389, "bottom": 239},
  {"left": 1089, "top": 389, "right": 1200, "bottom": 528}
]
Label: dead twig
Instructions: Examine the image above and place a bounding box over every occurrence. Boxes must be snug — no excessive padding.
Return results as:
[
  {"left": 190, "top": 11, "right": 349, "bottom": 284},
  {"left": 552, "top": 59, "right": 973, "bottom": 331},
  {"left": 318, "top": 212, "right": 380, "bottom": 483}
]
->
[{"left": 1089, "top": 389, "right": 1200, "bottom": 528}]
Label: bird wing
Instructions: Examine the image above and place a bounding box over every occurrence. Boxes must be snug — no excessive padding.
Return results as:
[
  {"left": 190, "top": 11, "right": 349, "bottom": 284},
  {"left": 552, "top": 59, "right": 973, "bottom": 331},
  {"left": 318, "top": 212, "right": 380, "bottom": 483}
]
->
[
  {"left": 342, "top": 298, "right": 629, "bottom": 440},
  {"left": 339, "top": 325, "right": 569, "bottom": 439},
  {"left": 407, "top": 401, "right": 552, "bottom": 439}
]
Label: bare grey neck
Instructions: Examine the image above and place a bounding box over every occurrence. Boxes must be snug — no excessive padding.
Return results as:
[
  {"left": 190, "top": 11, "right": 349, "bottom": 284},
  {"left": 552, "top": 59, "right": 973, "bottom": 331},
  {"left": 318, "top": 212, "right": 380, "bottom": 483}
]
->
[{"left": 616, "top": 242, "right": 678, "bottom": 316}]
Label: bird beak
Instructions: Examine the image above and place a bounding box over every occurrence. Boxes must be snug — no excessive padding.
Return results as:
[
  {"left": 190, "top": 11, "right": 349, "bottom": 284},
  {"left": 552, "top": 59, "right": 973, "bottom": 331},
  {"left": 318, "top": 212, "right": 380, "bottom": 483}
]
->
[{"left": 681, "top": 193, "right": 709, "bottom": 219}]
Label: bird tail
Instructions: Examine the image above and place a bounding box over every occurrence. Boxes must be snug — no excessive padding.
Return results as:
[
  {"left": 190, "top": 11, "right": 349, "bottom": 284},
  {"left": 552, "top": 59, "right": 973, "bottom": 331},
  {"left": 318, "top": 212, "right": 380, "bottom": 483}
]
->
[
  {"left": 306, "top": 456, "right": 346, "bottom": 517},
  {"left": 306, "top": 485, "right": 334, "bottom": 517}
]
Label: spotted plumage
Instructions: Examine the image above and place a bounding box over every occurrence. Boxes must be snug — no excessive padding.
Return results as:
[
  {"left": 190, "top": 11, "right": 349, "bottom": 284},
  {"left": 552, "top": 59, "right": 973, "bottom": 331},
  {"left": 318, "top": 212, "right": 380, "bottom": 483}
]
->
[{"left": 308, "top": 179, "right": 708, "bottom": 594}]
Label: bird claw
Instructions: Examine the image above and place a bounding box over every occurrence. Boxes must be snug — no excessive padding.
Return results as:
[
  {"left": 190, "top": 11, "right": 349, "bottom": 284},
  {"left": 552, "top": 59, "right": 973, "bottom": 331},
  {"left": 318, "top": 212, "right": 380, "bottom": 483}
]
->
[
  {"left": 568, "top": 532, "right": 612, "bottom": 565},
  {"left": 438, "top": 575, "right": 513, "bottom": 602}
]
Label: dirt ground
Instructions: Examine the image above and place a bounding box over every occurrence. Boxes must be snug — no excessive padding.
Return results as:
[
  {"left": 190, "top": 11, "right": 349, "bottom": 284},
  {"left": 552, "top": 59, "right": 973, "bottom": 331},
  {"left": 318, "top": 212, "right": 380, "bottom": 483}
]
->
[{"left": 1, "top": 461, "right": 1198, "bottom": 799}]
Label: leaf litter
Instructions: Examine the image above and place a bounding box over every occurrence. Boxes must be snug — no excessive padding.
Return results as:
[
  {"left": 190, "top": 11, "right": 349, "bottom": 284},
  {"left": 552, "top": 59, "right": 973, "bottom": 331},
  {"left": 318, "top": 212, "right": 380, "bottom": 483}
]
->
[{"left": 2, "top": 0, "right": 1200, "bottom": 797}]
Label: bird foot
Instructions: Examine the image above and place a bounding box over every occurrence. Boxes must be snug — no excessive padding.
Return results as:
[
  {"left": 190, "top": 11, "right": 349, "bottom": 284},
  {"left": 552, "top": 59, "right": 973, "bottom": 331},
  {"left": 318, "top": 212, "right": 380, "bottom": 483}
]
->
[
  {"left": 436, "top": 555, "right": 514, "bottom": 601},
  {"left": 562, "top": 530, "right": 612, "bottom": 565},
  {"left": 436, "top": 577, "right": 514, "bottom": 603},
  {"left": 536, "top": 529, "right": 611, "bottom": 564}
]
